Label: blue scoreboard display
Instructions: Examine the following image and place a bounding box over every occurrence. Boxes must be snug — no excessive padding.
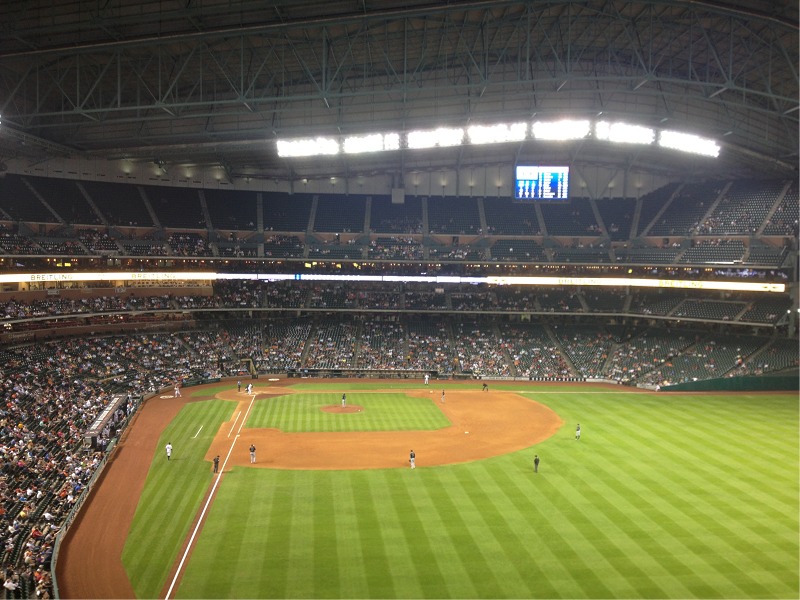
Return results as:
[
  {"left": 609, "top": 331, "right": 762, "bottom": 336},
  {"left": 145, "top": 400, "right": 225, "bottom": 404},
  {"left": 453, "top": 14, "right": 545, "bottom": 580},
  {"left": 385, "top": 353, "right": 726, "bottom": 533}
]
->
[{"left": 514, "top": 165, "right": 570, "bottom": 201}]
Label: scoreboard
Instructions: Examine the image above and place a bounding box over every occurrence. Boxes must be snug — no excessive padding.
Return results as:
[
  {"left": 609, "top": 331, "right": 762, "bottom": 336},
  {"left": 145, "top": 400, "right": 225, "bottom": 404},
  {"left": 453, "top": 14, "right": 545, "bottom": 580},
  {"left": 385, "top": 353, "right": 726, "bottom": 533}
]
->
[{"left": 514, "top": 165, "right": 570, "bottom": 201}]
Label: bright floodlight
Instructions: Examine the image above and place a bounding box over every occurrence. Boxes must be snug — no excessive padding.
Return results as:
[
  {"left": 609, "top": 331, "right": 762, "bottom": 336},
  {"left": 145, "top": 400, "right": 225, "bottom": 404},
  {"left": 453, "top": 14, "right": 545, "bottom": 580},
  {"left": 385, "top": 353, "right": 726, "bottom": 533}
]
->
[
  {"left": 659, "top": 130, "right": 720, "bottom": 157},
  {"left": 407, "top": 127, "right": 464, "bottom": 149},
  {"left": 277, "top": 137, "right": 340, "bottom": 157},
  {"left": 532, "top": 119, "right": 590, "bottom": 140},
  {"left": 467, "top": 122, "right": 527, "bottom": 145},
  {"left": 343, "top": 133, "right": 400, "bottom": 154},
  {"left": 595, "top": 121, "right": 655, "bottom": 145}
]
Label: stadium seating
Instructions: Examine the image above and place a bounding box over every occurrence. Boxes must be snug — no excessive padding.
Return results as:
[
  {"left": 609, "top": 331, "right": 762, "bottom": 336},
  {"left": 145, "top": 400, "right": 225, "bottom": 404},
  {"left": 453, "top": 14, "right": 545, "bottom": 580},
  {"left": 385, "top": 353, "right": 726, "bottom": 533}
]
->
[
  {"left": 763, "top": 181, "right": 799, "bottom": 236},
  {"left": 551, "top": 244, "right": 612, "bottom": 263},
  {"left": 489, "top": 239, "right": 546, "bottom": 261},
  {"left": 595, "top": 197, "right": 636, "bottom": 241},
  {"left": 369, "top": 195, "right": 423, "bottom": 234},
  {"left": 203, "top": 189, "right": 259, "bottom": 231},
  {"left": 0, "top": 174, "right": 54, "bottom": 223},
  {"left": 482, "top": 197, "right": 541, "bottom": 236},
  {"left": 539, "top": 198, "right": 601, "bottom": 236},
  {"left": 498, "top": 323, "right": 572, "bottom": 379},
  {"left": 262, "top": 192, "right": 313, "bottom": 232},
  {"left": 27, "top": 177, "right": 101, "bottom": 226},
  {"left": 357, "top": 320, "right": 407, "bottom": 370},
  {"left": 0, "top": 172, "right": 796, "bottom": 599},
  {"left": 677, "top": 240, "right": 746, "bottom": 264},
  {"left": 646, "top": 181, "right": 722, "bottom": 236},
  {"left": 143, "top": 185, "right": 205, "bottom": 229},
  {"left": 696, "top": 180, "right": 784, "bottom": 235},
  {"left": 313, "top": 195, "right": 366, "bottom": 233},
  {"left": 368, "top": 237, "right": 424, "bottom": 260},
  {"left": 427, "top": 197, "right": 481, "bottom": 235},
  {"left": 81, "top": 180, "right": 154, "bottom": 227},
  {"left": 635, "top": 182, "right": 681, "bottom": 235}
]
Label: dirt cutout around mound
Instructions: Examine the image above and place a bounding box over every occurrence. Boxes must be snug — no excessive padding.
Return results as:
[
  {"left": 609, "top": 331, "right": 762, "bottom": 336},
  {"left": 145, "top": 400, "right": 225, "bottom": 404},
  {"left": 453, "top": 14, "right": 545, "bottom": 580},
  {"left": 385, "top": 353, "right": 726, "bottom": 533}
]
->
[
  {"left": 56, "top": 380, "right": 563, "bottom": 598},
  {"left": 321, "top": 404, "right": 363, "bottom": 413}
]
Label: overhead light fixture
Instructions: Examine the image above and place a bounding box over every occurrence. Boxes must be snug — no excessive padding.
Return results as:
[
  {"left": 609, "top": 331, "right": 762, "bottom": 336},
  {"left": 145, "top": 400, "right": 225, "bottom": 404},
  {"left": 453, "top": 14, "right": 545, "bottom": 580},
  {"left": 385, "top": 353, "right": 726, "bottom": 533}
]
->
[
  {"left": 343, "top": 133, "right": 399, "bottom": 154},
  {"left": 407, "top": 127, "right": 463, "bottom": 149},
  {"left": 277, "top": 137, "right": 339, "bottom": 157},
  {"left": 272, "top": 118, "right": 717, "bottom": 160},
  {"left": 467, "top": 122, "right": 526, "bottom": 145},
  {"left": 659, "top": 130, "right": 720, "bottom": 157},
  {"left": 595, "top": 121, "right": 655, "bottom": 145},
  {"left": 532, "top": 119, "right": 590, "bottom": 141}
]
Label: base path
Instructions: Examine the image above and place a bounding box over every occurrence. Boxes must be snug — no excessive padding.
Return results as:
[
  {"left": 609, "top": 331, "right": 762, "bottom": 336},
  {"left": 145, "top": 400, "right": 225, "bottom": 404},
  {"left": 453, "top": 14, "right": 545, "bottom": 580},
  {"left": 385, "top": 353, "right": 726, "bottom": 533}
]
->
[
  {"left": 210, "top": 387, "right": 562, "bottom": 469},
  {"left": 56, "top": 380, "right": 563, "bottom": 598}
]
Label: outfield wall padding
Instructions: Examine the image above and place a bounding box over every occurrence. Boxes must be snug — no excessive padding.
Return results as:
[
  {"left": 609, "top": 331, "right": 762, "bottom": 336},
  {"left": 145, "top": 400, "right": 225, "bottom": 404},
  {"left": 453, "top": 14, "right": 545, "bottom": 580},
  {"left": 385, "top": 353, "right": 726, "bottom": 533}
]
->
[{"left": 661, "top": 374, "right": 798, "bottom": 392}]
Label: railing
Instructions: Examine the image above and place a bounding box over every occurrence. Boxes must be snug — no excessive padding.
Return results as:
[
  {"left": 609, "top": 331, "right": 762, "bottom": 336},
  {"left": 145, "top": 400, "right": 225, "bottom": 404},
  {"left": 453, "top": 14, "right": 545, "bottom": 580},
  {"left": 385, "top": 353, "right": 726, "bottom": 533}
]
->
[{"left": 51, "top": 394, "right": 144, "bottom": 599}]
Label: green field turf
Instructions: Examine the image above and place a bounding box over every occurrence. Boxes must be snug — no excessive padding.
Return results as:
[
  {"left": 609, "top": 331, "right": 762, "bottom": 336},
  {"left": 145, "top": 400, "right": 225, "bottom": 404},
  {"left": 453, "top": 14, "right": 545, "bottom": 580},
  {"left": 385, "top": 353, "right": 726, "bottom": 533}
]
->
[
  {"left": 122, "top": 399, "right": 236, "bottom": 598},
  {"left": 121, "top": 385, "right": 799, "bottom": 599},
  {"left": 246, "top": 392, "right": 451, "bottom": 431}
]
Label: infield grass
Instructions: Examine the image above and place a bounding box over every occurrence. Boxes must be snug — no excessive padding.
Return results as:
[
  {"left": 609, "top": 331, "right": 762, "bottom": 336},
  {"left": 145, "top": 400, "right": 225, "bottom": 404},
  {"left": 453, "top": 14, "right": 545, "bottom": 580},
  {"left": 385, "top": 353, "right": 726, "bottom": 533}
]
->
[
  {"left": 122, "top": 385, "right": 799, "bottom": 599},
  {"left": 247, "top": 392, "right": 451, "bottom": 431}
]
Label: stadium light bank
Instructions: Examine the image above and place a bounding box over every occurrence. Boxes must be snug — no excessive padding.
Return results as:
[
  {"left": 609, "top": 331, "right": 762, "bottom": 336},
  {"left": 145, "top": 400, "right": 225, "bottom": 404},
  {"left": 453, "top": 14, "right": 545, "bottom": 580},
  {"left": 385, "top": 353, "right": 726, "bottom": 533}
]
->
[{"left": 276, "top": 118, "right": 720, "bottom": 158}]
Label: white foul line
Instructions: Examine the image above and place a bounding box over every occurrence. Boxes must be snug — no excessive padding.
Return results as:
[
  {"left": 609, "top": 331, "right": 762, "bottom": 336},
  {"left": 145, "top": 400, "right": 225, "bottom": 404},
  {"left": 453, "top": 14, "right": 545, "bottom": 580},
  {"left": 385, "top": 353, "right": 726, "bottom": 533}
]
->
[
  {"left": 164, "top": 392, "right": 258, "bottom": 600},
  {"left": 192, "top": 425, "right": 203, "bottom": 439},
  {"left": 227, "top": 411, "right": 241, "bottom": 437}
]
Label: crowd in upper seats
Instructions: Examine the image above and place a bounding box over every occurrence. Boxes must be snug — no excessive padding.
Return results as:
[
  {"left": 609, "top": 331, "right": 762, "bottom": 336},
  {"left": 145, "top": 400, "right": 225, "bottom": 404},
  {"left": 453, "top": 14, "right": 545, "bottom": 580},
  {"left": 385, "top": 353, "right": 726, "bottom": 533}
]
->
[
  {"left": 0, "top": 177, "right": 794, "bottom": 276},
  {"left": 0, "top": 175, "right": 796, "bottom": 596},
  {"left": 0, "top": 304, "right": 795, "bottom": 596},
  {"left": 0, "top": 282, "right": 794, "bottom": 336},
  {"left": 0, "top": 345, "right": 127, "bottom": 599}
]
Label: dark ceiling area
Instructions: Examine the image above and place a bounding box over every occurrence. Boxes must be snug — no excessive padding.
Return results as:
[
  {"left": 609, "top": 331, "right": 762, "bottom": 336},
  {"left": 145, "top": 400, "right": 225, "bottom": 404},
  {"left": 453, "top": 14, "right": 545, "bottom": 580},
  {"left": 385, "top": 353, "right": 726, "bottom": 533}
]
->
[{"left": 0, "top": 0, "right": 797, "bottom": 182}]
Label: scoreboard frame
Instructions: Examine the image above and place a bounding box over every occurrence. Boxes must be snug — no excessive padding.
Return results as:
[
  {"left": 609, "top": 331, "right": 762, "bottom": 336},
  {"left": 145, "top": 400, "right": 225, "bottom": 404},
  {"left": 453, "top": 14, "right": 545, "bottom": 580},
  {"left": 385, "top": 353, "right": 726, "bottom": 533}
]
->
[{"left": 513, "top": 165, "right": 570, "bottom": 202}]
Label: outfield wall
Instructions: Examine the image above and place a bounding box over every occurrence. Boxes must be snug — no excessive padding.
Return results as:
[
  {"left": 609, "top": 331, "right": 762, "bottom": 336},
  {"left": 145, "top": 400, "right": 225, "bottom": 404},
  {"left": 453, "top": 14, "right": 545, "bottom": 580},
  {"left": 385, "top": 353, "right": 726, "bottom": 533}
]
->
[{"left": 661, "top": 374, "right": 799, "bottom": 392}]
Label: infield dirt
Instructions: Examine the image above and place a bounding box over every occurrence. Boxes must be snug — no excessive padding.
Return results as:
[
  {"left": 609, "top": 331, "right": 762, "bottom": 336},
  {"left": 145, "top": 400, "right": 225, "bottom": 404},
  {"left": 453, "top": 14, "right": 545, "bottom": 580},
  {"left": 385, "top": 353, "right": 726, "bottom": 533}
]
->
[{"left": 56, "top": 379, "right": 563, "bottom": 598}]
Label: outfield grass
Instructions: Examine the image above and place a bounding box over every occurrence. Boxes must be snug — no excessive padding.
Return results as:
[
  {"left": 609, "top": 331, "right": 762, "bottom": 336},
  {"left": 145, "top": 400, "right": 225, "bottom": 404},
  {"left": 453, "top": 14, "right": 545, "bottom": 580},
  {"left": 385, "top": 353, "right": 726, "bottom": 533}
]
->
[
  {"left": 122, "top": 386, "right": 799, "bottom": 599},
  {"left": 122, "top": 399, "right": 236, "bottom": 599}
]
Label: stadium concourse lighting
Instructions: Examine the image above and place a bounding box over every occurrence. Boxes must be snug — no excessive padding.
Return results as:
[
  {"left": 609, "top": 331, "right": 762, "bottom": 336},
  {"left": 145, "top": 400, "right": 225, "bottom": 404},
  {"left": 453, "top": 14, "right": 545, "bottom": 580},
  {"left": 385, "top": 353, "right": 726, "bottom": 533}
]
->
[
  {"left": 277, "top": 136, "right": 339, "bottom": 157},
  {"left": 0, "top": 272, "right": 785, "bottom": 293},
  {"left": 532, "top": 119, "right": 591, "bottom": 140},
  {"left": 595, "top": 121, "right": 655, "bottom": 145},
  {"left": 659, "top": 130, "right": 721, "bottom": 157},
  {"left": 467, "top": 122, "right": 527, "bottom": 144},
  {"left": 343, "top": 132, "right": 400, "bottom": 154},
  {"left": 274, "top": 118, "right": 719, "bottom": 159},
  {"left": 407, "top": 127, "right": 464, "bottom": 149}
]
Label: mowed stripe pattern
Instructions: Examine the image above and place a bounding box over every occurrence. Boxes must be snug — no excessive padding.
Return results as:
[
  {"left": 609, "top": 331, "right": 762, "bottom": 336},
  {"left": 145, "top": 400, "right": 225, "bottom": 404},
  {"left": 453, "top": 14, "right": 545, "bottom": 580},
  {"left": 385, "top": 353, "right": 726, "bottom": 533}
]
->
[
  {"left": 247, "top": 392, "right": 450, "bottom": 432},
  {"left": 126, "top": 389, "right": 798, "bottom": 599},
  {"left": 121, "top": 399, "right": 235, "bottom": 599}
]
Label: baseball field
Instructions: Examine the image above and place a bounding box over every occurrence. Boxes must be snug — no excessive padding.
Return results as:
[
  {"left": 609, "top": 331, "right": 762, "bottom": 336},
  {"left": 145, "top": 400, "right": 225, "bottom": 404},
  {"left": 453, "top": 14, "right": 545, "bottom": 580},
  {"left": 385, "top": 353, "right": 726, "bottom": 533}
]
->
[{"left": 57, "top": 380, "right": 798, "bottom": 599}]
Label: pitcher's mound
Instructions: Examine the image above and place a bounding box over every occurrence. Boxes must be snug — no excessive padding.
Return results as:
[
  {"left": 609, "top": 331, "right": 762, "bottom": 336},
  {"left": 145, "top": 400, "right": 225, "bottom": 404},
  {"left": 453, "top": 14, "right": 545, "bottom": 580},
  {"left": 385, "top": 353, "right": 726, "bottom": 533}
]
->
[{"left": 321, "top": 405, "right": 363, "bottom": 413}]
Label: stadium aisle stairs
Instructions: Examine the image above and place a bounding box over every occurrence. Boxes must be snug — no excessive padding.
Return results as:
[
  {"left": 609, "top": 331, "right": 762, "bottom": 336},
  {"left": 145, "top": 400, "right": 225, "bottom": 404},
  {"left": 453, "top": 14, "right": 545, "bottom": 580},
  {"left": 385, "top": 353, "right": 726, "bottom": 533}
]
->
[{"left": 542, "top": 324, "right": 579, "bottom": 378}]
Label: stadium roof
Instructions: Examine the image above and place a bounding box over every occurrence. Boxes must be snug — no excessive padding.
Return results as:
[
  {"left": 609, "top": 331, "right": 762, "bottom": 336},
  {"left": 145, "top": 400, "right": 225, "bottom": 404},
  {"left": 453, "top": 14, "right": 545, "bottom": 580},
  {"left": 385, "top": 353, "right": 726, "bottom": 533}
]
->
[{"left": 0, "top": 0, "right": 797, "bottom": 183}]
